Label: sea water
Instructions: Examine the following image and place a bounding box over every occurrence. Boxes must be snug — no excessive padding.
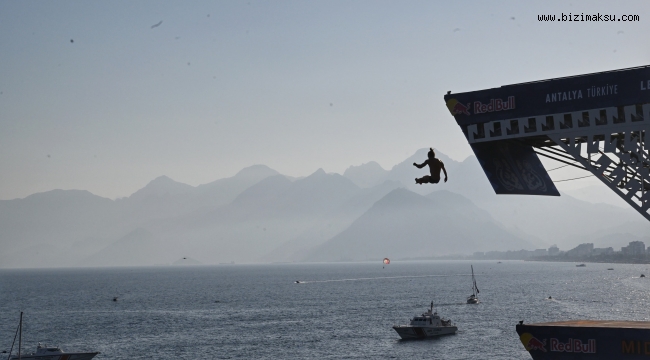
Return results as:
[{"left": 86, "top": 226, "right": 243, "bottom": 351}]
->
[{"left": 2, "top": 260, "right": 650, "bottom": 359}]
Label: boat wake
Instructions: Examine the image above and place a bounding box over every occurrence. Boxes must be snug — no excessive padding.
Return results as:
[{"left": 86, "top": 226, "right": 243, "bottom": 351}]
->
[
  {"left": 295, "top": 273, "right": 476, "bottom": 284},
  {"left": 434, "top": 302, "right": 468, "bottom": 306}
]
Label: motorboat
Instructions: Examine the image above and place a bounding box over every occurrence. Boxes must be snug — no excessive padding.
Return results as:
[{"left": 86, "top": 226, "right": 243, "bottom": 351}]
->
[
  {"left": 6, "top": 312, "right": 99, "bottom": 360},
  {"left": 467, "top": 265, "right": 479, "bottom": 304},
  {"left": 576, "top": 263, "right": 586, "bottom": 267},
  {"left": 393, "top": 302, "right": 457, "bottom": 339}
]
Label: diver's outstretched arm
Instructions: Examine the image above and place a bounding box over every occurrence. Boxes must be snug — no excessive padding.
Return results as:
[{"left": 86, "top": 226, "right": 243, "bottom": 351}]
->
[
  {"left": 413, "top": 161, "right": 427, "bottom": 169},
  {"left": 442, "top": 164, "right": 448, "bottom": 182}
]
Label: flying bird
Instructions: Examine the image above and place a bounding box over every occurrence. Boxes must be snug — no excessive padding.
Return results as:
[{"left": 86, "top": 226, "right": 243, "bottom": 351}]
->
[{"left": 151, "top": 20, "right": 163, "bottom": 29}]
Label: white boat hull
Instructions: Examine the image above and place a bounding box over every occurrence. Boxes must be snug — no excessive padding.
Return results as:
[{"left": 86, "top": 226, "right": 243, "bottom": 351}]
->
[{"left": 393, "top": 325, "right": 457, "bottom": 339}]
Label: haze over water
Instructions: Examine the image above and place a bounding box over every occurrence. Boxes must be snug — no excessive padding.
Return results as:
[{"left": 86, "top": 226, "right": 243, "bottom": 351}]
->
[{"left": 2, "top": 260, "right": 650, "bottom": 359}]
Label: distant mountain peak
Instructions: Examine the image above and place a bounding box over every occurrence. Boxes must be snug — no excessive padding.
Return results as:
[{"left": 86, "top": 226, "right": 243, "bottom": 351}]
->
[
  {"left": 149, "top": 175, "right": 175, "bottom": 184},
  {"left": 343, "top": 161, "right": 388, "bottom": 188},
  {"left": 22, "top": 189, "right": 108, "bottom": 202},
  {"left": 299, "top": 168, "right": 356, "bottom": 187},
  {"left": 129, "top": 175, "right": 194, "bottom": 199},
  {"left": 344, "top": 161, "right": 385, "bottom": 173},
  {"left": 305, "top": 185, "right": 533, "bottom": 262},
  {"left": 297, "top": 168, "right": 328, "bottom": 182},
  {"left": 234, "top": 165, "right": 279, "bottom": 179},
  {"left": 373, "top": 187, "right": 430, "bottom": 208}
]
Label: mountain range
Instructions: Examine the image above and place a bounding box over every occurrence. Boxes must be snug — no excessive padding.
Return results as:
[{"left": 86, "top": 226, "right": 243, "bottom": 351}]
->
[{"left": 1, "top": 149, "right": 648, "bottom": 268}]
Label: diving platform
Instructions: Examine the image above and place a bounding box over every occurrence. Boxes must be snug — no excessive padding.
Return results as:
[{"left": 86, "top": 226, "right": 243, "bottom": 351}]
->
[{"left": 445, "top": 66, "right": 650, "bottom": 221}]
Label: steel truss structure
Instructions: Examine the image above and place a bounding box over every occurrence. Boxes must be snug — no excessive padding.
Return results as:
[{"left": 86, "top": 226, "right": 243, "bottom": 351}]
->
[{"left": 465, "top": 103, "right": 650, "bottom": 221}]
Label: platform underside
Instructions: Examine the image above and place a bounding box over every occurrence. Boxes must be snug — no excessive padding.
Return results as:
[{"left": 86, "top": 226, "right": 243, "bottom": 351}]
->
[
  {"left": 517, "top": 322, "right": 650, "bottom": 359},
  {"left": 526, "top": 320, "right": 650, "bottom": 329}
]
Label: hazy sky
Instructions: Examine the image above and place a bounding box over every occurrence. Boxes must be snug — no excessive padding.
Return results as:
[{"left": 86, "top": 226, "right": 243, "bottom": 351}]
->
[{"left": 1, "top": 0, "right": 649, "bottom": 200}]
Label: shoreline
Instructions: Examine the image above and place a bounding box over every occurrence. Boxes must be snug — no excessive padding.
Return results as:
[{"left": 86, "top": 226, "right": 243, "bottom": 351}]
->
[{"left": 525, "top": 257, "right": 650, "bottom": 265}]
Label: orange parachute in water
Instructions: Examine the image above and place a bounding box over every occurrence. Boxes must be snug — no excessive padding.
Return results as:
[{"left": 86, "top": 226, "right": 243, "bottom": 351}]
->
[{"left": 383, "top": 258, "right": 390, "bottom": 265}]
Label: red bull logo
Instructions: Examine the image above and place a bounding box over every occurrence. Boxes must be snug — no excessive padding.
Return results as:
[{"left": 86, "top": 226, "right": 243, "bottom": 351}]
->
[
  {"left": 520, "top": 332, "right": 547, "bottom": 352},
  {"left": 550, "top": 338, "right": 596, "bottom": 353},
  {"left": 446, "top": 98, "right": 471, "bottom": 116},
  {"left": 446, "top": 96, "right": 514, "bottom": 117},
  {"left": 520, "top": 333, "right": 597, "bottom": 354},
  {"left": 473, "top": 96, "right": 515, "bottom": 114}
]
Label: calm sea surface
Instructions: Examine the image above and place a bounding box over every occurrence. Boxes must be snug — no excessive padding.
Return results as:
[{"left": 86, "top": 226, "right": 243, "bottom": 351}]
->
[{"left": 2, "top": 261, "right": 650, "bottom": 359}]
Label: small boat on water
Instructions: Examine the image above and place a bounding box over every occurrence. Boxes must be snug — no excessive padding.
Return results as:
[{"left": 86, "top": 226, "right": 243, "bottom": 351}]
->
[
  {"left": 467, "top": 265, "right": 479, "bottom": 304},
  {"left": 6, "top": 312, "right": 99, "bottom": 360},
  {"left": 393, "top": 302, "right": 457, "bottom": 339},
  {"left": 576, "top": 264, "right": 586, "bottom": 267},
  {"left": 10, "top": 344, "right": 99, "bottom": 360}
]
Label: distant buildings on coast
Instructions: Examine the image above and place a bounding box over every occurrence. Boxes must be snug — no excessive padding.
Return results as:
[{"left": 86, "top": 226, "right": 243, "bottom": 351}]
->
[{"left": 471, "top": 241, "right": 650, "bottom": 263}]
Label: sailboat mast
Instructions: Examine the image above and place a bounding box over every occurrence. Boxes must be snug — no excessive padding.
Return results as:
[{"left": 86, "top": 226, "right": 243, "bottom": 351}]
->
[
  {"left": 471, "top": 265, "right": 478, "bottom": 296},
  {"left": 18, "top": 311, "right": 22, "bottom": 360},
  {"left": 471, "top": 265, "right": 474, "bottom": 295}
]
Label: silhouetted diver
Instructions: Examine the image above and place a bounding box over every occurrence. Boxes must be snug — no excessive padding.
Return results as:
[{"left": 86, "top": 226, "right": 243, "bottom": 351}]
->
[{"left": 413, "top": 148, "right": 448, "bottom": 185}]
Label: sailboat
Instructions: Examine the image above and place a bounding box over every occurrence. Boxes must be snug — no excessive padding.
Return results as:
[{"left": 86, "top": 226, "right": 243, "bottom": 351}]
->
[
  {"left": 467, "top": 265, "right": 479, "bottom": 304},
  {"left": 6, "top": 312, "right": 100, "bottom": 360}
]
